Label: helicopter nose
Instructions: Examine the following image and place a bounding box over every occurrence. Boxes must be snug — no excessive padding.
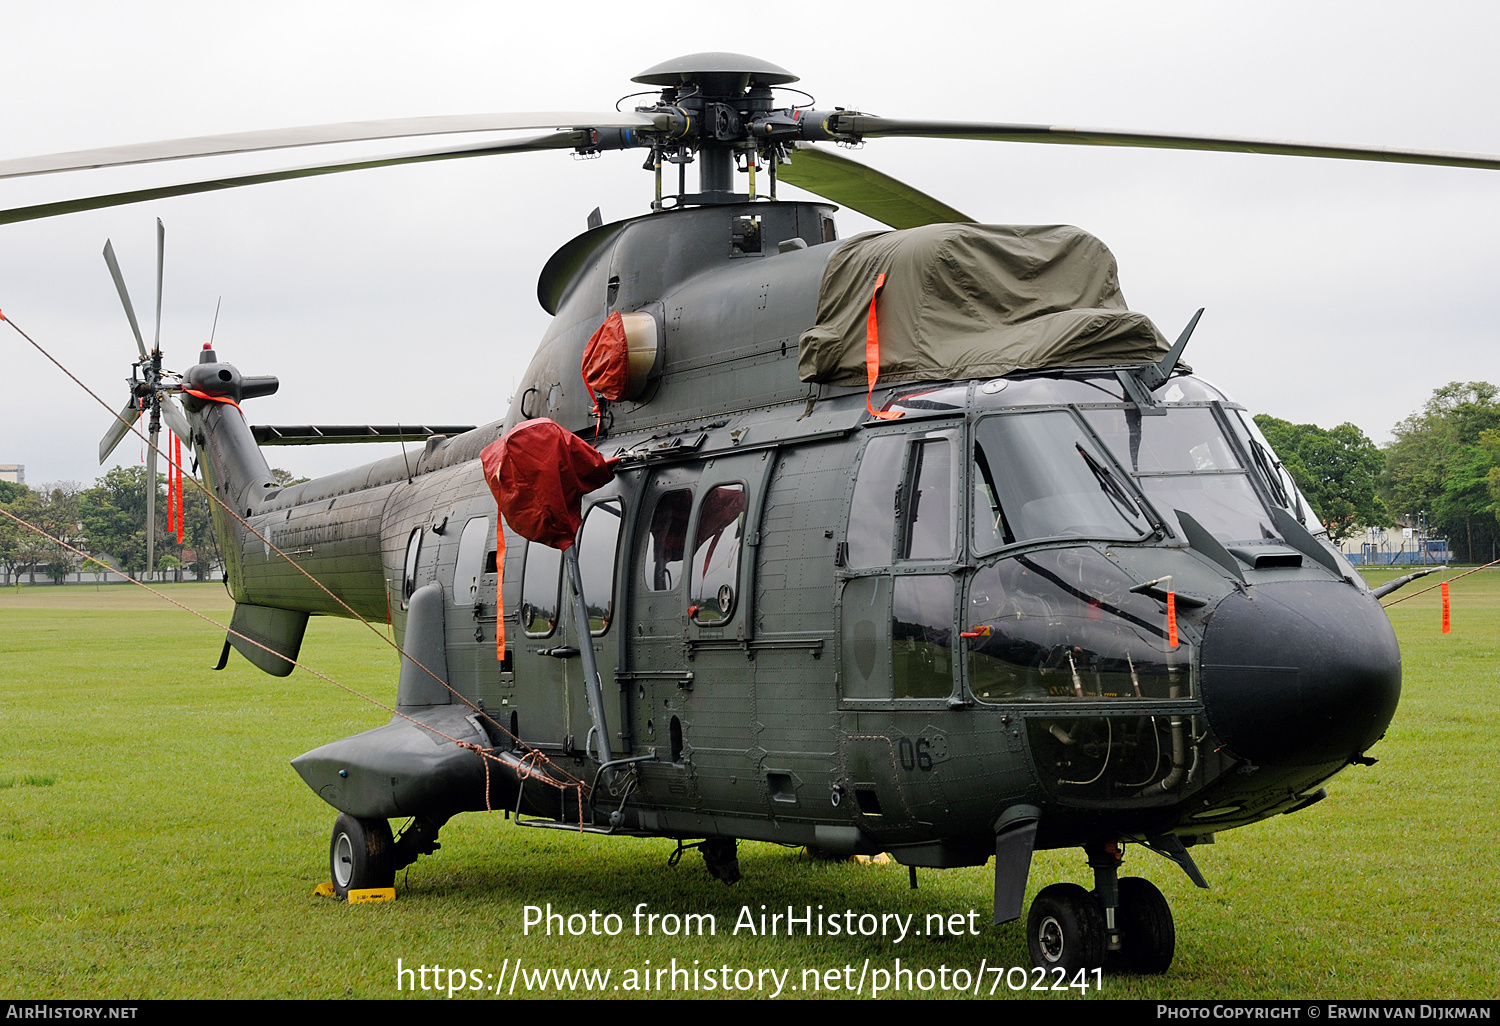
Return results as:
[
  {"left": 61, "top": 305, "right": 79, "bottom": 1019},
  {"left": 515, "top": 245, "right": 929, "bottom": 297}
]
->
[{"left": 1198, "top": 582, "right": 1400, "bottom": 767}]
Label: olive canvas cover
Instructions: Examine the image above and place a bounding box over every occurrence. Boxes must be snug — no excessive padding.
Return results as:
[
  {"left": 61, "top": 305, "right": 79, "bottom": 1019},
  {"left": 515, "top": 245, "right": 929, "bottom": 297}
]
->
[{"left": 797, "top": 223, "right": 1168, "bottom": 385}]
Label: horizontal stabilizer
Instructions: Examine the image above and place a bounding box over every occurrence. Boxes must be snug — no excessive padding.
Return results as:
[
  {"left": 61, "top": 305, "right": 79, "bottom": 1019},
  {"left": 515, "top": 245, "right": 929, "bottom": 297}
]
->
[{"left": 250, "top": 424, "right": 475, "bottom": 445}]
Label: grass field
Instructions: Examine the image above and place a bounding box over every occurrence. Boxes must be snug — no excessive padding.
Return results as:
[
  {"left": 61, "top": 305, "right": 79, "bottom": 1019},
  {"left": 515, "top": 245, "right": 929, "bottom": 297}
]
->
[{"left": 1, "top": 571, "right": 1496, "bottom": 1000}]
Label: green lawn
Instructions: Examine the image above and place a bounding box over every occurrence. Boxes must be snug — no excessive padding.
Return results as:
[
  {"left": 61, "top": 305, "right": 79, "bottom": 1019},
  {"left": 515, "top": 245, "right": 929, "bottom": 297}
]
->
[{"left": 1, "top": 573, "right": 1495, "bottom": 999}]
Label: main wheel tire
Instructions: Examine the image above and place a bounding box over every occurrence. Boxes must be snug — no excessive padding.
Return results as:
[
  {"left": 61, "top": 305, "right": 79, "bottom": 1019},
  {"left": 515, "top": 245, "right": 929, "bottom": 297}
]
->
[
  {"left": 1115, "top": 876, "right": 1175, "bottom": 974},
  {"left": 1027, "top": 883, "right": 1106, "bottom": 973},
  {"left": 329, "top": 814, "right": 395, "bottom": 899}
]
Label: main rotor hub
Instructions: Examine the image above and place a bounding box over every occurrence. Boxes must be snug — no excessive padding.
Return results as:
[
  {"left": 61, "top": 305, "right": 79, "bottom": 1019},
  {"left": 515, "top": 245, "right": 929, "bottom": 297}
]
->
[{"left": 621, "top": 53, "right": 841, "bottom": 208}]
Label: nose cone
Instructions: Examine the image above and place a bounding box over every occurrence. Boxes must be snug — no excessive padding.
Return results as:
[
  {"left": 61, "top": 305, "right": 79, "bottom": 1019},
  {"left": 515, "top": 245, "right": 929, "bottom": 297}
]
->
[{"left": 1199, "top": 582, "right": 1401, "bottom": 767}]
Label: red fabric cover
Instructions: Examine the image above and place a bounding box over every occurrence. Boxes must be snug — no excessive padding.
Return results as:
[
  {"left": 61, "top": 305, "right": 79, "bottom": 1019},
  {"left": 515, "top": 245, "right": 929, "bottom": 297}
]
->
[
  {"left": 478, "top": 418, "right": 618, "bottom": 660},
  {"left": 481, "top": 418, "right": 618, "bottom": 551},
  {"left": 581, "top": 312, "right": 630, "bottom": 408}
]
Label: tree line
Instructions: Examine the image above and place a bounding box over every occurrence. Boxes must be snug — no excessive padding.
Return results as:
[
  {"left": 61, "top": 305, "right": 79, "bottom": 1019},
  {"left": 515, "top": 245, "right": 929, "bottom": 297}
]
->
[
  {"left": 0, "top": 467, "right": 306, "bottom": 584},
  {"left": 1256, "top": 381, "right": 1497, "bottom": 562},
  {"left": 0, "top": 467, "right": 217, "bottom": 583}
]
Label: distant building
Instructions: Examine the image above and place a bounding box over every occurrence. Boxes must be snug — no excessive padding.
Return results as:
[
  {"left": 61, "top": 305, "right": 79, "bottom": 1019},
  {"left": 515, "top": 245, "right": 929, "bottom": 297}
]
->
[
  {"left": 0, "top": 464, "right": 23, "bottom": 485},
  {"left": 1339, "top": 522, "right": 1450, "bottom": 566}
]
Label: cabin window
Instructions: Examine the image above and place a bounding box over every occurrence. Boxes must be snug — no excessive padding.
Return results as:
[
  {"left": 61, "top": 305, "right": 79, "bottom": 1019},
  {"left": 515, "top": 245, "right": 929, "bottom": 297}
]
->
[
  {"left": 689, "top": 484, "right": 747, "bottom": 623},
  {"left": 576, "top": 499, "right": 623, "bottom": 635},
  {"left": 892, "top": 575, "right": 956, "bottom": 699},
  {"left": 644, "top": 488, "right": 693, "bottom": 592},
  {"left": 400, "top": 527, "right": 422, "bottom": 608},
  {"left": 451, "top": 517, "right": 490, "bottom": 607},
  {"left": 520, "top": 540, "right": 562, "bottom": 637},
  {"left": 847, "top": 435, "right": 904, "bottom": 569}
]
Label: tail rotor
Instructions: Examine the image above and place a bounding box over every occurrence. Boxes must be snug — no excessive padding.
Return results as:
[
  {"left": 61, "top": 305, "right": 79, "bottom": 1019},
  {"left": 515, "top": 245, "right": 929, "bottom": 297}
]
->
[{"left": 97, "top": 218, "right": 192, "bottom": 580}]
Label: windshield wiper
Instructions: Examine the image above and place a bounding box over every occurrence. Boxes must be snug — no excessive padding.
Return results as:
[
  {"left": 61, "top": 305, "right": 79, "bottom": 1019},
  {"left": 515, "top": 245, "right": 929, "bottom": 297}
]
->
[
  {"left": 1076, "top": 443, "right": 1142, "bottom": 518},
  {"left": 973, "top": 443, "right": 1015, "bottom": 545},
  {"left": 1247, "top": 438, "right": 1307, "bottom": 522}
]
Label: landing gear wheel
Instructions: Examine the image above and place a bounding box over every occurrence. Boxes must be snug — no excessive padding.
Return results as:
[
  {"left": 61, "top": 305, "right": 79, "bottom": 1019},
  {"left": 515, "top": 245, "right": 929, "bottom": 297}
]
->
[
  {"left": 1027, "top": 883, "right": 1105, "bottom": 973},
  {"left": 329, "top": 813, "right": 395, "bottom": 899},
  {"left": 1114, "top": 876, "right": 1175, "bottom": 974},
  {"left": 700, "top": 837, "right": 741, "bottom": 884}
]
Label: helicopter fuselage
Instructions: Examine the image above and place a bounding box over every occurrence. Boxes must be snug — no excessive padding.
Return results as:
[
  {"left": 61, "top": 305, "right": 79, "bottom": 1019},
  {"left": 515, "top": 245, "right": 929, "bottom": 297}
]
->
[{"left": 179, "top": 200, "right": 1400, "bottom": 894}]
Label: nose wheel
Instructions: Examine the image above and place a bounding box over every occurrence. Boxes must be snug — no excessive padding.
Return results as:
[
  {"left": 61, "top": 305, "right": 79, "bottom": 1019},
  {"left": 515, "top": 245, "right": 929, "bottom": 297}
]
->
[
  {"left": 1025, "top": 845, "right": 1176, "bottom": 974},
  {"left": 1105, "top": 876, "right": 1175, "bottom": 974},
  {"left": 1027, "top": 883, "right": 1104, "bottom": 972}
]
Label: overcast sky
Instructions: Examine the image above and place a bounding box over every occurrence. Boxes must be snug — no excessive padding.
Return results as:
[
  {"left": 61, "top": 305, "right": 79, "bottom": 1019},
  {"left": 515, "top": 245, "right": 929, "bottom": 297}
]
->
[{"left": 3, "top": 0, "right": 1497, "bottom": 488}]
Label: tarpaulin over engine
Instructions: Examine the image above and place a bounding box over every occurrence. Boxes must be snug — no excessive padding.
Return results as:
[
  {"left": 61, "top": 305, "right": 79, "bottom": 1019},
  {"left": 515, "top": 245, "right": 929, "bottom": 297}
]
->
[{"left": 797, "top": 223, "right": 1169, "bottom": 386}]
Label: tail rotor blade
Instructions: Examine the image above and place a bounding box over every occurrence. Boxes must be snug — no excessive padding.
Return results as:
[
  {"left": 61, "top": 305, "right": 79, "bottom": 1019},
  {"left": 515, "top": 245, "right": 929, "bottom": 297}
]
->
[
  {"left": 102, "top": 239, "right": 148, "bottom": 359},
  {"left": 154, "top": 218, "right": 165, "bottom": 352},
  {"left": 98, "top": 401, "right": 141, "bottom": 464}
]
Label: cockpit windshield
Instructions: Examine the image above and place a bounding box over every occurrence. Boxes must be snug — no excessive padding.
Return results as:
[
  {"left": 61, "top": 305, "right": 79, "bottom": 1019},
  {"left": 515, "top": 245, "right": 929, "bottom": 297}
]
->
[
  {"left": 972, "top": 410, "right": 1151, "bottom": 553},
  {"left": 972, "top": 402, "right": 1282, "bottom": 553},
  {"left": 1079, "top": 406, "right": 1275, "bottom": 544}
]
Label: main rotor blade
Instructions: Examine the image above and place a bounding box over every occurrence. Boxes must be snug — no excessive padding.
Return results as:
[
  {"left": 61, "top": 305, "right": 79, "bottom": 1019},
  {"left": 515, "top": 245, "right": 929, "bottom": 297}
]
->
[
  {"left": 102, "top": 239, "right": 148, "bottom": 358},
  {"left": 154, "top": 218, "right": 164, "bottom": 352},
  {"left": 98, "top": 401, "right": 141, "bottom": 464},
  {"left": 0, "top": 112, "right": 657, "bottom": 180},
  {"left": 836, "top": 116, "right": 1500, "bottom": 172},
  {"left": 777, "top": 142, "right": 971, "bottom": 229},
  {"left": 1, "top": 131, "right": 585, "bottom": 226}
]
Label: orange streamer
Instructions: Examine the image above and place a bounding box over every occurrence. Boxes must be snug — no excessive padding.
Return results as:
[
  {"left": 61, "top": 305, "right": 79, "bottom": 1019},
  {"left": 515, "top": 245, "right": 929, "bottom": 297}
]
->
[
  {"left": 865, "top": 273, "right": 903, "bottom": 422},
  {"left": 1441, "top": 581, "right": 1450, "bottom": 634},
  {"left": 1167, "top": 591, "right": 1179, "bottom": 648},
  {"left": 175, "top": 434, "right": 184, "bottom": 545}
]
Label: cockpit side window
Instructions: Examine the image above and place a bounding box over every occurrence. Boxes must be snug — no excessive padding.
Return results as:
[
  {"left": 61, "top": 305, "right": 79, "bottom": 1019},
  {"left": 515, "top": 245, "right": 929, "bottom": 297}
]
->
[
  {"left": 893, "top": 575, "right": 956, "bottom": 699},
  {"left": 899, "top": 438, "right": 957, "bottom": 561},
  {"left": 847, "top": 435, "right": 904, "bottom": 569}
]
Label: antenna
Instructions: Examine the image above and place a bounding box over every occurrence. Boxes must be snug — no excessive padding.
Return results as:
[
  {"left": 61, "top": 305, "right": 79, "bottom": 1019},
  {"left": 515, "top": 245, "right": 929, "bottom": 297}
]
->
[
  {"left": 209, "top": 296, "right": 222, "bottom": 345},
  {"left": 397, "top": 422, "right": 413, "bottom": 484}
]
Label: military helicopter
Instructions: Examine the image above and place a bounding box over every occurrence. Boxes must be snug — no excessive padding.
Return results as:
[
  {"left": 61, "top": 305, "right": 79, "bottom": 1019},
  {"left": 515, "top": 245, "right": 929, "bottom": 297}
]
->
[{"left": 9, "top": 51, "right": 1490, "bottom": 976}]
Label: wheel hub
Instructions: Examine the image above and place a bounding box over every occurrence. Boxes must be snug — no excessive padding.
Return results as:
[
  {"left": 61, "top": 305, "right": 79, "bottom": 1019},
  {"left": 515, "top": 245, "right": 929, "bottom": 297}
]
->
[
  {"left": 1038, "top": 915, "right": 1066, "bottom": 963},
  {"left": 333, "top": 832, "right": 354, "bottom": 888}
]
